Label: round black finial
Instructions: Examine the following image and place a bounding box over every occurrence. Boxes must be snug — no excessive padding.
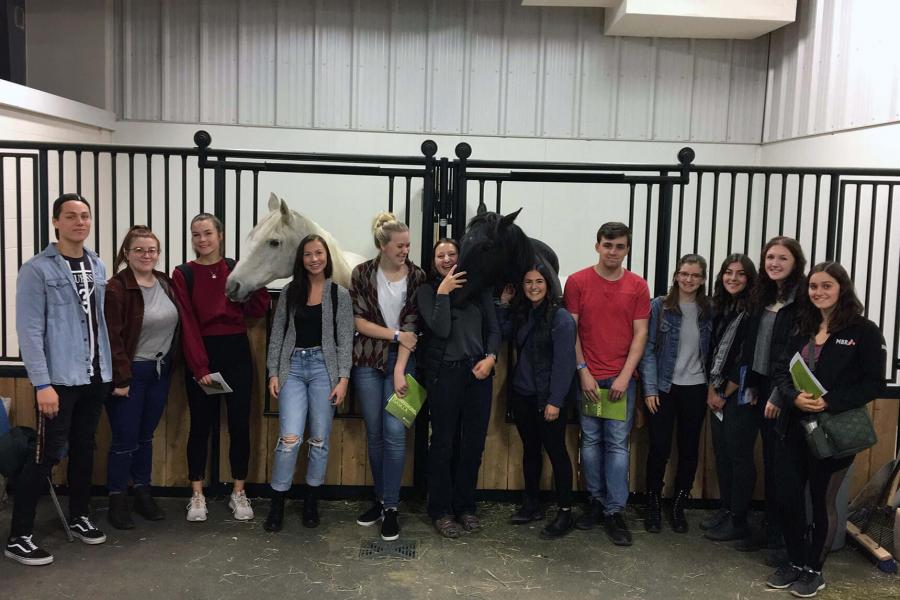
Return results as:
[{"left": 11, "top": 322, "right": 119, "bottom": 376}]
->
[
  {"left": 421, "top": 139, "right": 437, "bottom": 157},
  {"left": 455, "top": 143, "right": 472, "bottom": 160},
  {"left": 677, "top": 146, "right": 695, "bottom": 165},
  {"left": 194, "top": 130, "right": 212, "bottom": 149}
]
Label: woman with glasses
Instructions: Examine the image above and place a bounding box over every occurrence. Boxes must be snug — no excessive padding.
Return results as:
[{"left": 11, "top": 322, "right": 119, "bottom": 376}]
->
[
  {"left": 104, "top": 226, "right": 180, "bottom": 529},
  {"left": 639, "top": 254, "right": 713, "bottom": 533}
]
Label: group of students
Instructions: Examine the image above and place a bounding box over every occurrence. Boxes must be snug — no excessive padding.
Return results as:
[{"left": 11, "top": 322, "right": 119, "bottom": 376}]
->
[{"left": 4, "top": 193, "right": 886, "bottom": 600}]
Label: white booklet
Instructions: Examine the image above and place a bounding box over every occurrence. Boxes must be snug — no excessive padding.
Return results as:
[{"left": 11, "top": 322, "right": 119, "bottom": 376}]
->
[{"left": 197, "top": 372, "right": 233, "bottom": 395}]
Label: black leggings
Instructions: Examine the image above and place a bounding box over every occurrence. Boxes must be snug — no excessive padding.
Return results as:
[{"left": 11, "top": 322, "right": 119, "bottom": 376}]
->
[
  {"left": 645, "top": 383, "right": 707, "bottom": 493},
  {"left": 511, "top": 394, "right": 573, "bottom": 508},
  {"left": 776, "top": 424, "right": 853, "bottom": 572},
  {"left": 185, "top": 334, "right": 253, "bottom": 482}
]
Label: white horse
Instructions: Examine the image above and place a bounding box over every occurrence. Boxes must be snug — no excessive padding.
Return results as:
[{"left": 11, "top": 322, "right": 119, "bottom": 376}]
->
[{"left": 225, "top": 193, "right": 367, "bottom": 301}]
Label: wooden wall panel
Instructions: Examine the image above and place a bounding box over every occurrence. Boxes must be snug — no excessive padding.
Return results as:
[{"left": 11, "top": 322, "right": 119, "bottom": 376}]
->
[{"left": 2, "top": 353, "right": 897, "bottom": 500}]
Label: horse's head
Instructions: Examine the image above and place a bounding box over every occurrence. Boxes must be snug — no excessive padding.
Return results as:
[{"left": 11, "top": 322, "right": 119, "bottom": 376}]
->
[
  {"left": 455, "top": 208, "right": 533, "bottom": 304},
  {"left": 225, "top": 193, "right": 310, "bottom": 302}
]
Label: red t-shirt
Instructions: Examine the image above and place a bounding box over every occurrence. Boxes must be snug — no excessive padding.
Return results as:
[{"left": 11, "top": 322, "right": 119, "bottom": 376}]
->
[
  {"left": 563, "top": 266, "right": 650, "bottom": 380},
  {"left": 171, "top": 259, "right": 270, "bottom": 378}
]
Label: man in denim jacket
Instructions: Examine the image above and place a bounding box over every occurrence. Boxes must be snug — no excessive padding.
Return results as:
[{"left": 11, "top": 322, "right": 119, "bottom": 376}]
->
[{"left": 5, "top": 194, "right": 112, "bottom": 566}]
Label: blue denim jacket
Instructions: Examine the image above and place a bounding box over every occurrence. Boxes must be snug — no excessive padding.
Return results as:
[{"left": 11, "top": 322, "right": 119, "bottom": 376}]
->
[
  {"left": 639, "top": 296, "right": 712, "bottom": 397},
  {"left": 15, "top": 243, "right": 112, "bottom": 386}
]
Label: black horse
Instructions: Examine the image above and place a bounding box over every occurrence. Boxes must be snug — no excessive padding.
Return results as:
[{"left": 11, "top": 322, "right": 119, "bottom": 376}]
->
[{"left": 453, "top": 209, "right": 560, "bottom": 306}]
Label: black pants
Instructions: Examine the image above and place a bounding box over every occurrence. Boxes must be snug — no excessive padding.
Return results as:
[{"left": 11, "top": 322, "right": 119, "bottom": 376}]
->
[
  {"left": 426, "top": 361, "right": 493, "bottom": 520},
  {"left": 712, "top": 395, "right": 759, "bottom": 524},
  {"left": 511, "top": 394, "right": 573, "bottom": 508},
  {"left": 10, "top": 379, "right": 108, "bottom": 537},
  {"left": 645, "top": 383, "right": 707, "bottom": 493},
  {"left": 185, "top": 334, "right": 253, "bottom": 482},
  {"left": 776, "top": 424, "right": 854, "bottom": 572}
]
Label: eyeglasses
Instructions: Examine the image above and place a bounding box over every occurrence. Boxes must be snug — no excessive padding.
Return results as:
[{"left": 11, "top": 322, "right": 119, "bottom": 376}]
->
[
  {"left": 677, "top": 272, "right": 704, "bottom": 280},
  {"left": 129, "top": 247, "right": 159, "bottom": 256}
]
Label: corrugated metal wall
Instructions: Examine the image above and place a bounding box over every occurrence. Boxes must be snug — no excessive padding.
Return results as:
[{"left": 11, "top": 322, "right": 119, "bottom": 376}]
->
[
  {"left": 764, "top": 0, "right": 900, "bottom": 143},
  {"left": 118, "top": 0, "right": 768, "bottom": 143}
]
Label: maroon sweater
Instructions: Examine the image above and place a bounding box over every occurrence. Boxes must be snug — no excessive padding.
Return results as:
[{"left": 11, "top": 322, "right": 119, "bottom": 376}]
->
[{"left": 171, "top": 259, "right": 270, "bottom": 378}]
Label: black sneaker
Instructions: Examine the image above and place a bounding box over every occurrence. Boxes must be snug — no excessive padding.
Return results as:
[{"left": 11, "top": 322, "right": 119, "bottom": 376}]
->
[
  {"left": 575, "top": 497, "right": 604, "bottom": 530},
  {"left": 699, "top": 508, "right": 730, "bottom": 531},
  {"left": 381, "top": 508, "right": 400, "bottom": 541},
  {"left": 68, "top": 515, "right": 107, "bottom": 545},
  {"left": 603, "top": 512, "right": 633, "bottom": 546},
  {"left": 790, "top": 569, "right": 825, "bottom": 598},
  {"left": 766, "top": 564, "right": 803, "bottom": 589},
  {"left": 357, "top": 501, "right": 384, "bottom": 527},
  {"left": 704, "top": 519, "right": 750, "bottom": 542},
  {"left": 4, "top": 535, "right": 54, "bottom": 566}
]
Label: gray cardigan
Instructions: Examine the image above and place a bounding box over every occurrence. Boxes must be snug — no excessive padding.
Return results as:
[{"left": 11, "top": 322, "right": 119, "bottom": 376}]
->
[{"left": 267, "top": 278, "right": 354, "bottom": 389}]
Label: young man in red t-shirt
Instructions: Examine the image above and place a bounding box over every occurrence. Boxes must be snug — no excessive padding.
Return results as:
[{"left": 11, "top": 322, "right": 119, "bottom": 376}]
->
[{"left": 563, "top": 222, "right": 650, "bottom": 546}]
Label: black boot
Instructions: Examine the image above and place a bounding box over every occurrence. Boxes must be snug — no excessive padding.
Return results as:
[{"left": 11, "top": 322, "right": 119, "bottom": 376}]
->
[
  {"left": 264, "top": 491, "right": 286, "bottom": 533},
  {"left": 644, "top": 491, "right": 662, "bottom": 533},
  {"left": 303, "top": 486, "right": 320, "bottom": 528},
  {"left": 133, "top": 486, "right": 165, "bottom": 521},
  {"left": 540, "top": 508, "right": 574, "bottom": 539},
  {"left": 672, "top": 489, "right": 690, "bottom": 533},
  {"left": 575, "top": 497, "right": 605, "bottom": 530},
  {"left": 510, "top": 497, "right": 544, "bottom": 524},
  {"left": 107, "top": 493, "right": 134, "bottom": 530}
]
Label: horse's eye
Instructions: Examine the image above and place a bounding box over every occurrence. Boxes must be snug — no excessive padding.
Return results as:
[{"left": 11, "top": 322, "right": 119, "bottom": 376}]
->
[{"left": 268, "top": 240, "right": 281, "bottom": 248}]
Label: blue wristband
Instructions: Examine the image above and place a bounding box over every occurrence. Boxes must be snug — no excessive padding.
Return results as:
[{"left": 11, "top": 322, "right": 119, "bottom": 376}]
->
[
  {"left": 35, "top": 384, "right": 51, "bottom": 391},
  {"left": 576, "top": 362, "right": 588, "bottom": 371}
]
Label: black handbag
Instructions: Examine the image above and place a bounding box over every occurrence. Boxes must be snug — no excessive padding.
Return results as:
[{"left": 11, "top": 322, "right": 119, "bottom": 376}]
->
[{"left": 801, "top": 339, "right": 877, "bottom": 460}]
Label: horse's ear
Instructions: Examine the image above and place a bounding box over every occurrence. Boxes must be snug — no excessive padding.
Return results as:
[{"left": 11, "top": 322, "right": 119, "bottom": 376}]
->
[
  {"left": 499, "top": 207, "right": 523, "bottom": 228},
  {"left": 267, "top": 193, "right": 280, "bottom": 212},
  {"left": 278, "top": 198, "right": 293, "bottom": 224}
]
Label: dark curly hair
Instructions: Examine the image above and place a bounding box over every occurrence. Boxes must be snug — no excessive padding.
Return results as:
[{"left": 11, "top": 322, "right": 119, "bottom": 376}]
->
[{"left": 711, "top": 253, "right": 757, "bottom": 313}]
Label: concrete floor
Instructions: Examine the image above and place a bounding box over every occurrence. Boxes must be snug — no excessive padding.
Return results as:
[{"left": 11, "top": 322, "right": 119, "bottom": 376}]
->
[{"left": 0, "top": 497, "right": 896, "bottom": 600}]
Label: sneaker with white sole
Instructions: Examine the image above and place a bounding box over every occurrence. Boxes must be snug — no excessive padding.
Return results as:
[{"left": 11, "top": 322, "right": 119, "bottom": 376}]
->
[
  {"left": 4, "top": 535, "right": 54, "bottom": 566},
  {"left": 186, "top": 494, "right": 208, "bottom": 522},
  {"left": 229, "top": 491, "right": 254, "bottom": 521},
  {"left": 68, "top": 515, "right": 107, "bottom": 545}
]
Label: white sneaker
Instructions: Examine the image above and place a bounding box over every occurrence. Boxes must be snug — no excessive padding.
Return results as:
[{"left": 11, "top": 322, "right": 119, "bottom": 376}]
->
[
  {"left": 186, "top": 494, "right": 208, "bottom": 522},
  {"left": 229, "top": 491, "right": 254, "bottom": 521}
]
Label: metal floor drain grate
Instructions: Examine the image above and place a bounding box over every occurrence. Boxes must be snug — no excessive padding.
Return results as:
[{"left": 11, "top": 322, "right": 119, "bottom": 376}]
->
[{"left": 358, "top": 538, "right": 418, "bottom": 560}]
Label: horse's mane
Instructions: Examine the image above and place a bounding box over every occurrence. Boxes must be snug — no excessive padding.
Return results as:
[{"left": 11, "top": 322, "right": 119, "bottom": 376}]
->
[{"left": 467, "top": 211, "right": 499, "bottom": 230}]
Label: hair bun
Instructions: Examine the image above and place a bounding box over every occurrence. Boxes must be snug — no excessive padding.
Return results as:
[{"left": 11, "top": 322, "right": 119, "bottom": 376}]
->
[{"left": 372, "top": 211, "right": 398, "bottom": 233}]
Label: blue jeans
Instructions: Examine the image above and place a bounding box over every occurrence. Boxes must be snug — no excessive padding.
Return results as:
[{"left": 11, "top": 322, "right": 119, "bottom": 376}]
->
[
  {"left": 270, "top": 348, "right": 335, "bottom": 491},
  {"left": 578, "top": 376, "right": 636, "bottom": 515},
  {"left": 353, "top": 350, "right": 415, "bottom": 510},
  {"left": 105, "top": 359, "right": 171, "bottom": 493}
]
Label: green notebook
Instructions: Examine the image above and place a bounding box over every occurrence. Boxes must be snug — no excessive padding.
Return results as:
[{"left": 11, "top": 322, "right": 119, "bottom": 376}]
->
[
  {"left": 385, "top": 374, "right": 428, "bottom": 429},
  {"left": 581, "top": 387, "right": 627, "bottom": 421}
]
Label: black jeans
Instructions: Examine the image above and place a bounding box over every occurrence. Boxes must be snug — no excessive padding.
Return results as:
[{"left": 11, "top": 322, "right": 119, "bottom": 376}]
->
[
  {"left": 185, "top": 334, "right": 253, "bottom": 482},
  {"left": 713, "top": 395, "right": 759, "bottom": 524},
  {"left": 426, "top": 361, "right": 493, "bottom": 520},
  {"left": 511, "top": 393, "right": 572, "bottom": 508},
  {"left": 775, "top": 424, "right": 854, "bottom": 572},
  {"left": 744, "top": 378, "right": 779, "bottom": 532},
  {"left": 10, "top": 379, "right": 109, "bottom": 537},
  {"left": 645, "top": 383, "right": 707, "bottom": 493}
]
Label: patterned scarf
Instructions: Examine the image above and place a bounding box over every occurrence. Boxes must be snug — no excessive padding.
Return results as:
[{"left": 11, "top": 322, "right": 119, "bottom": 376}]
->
[{"left": 709, "top": 311, "right": 746, "bottom": 389}]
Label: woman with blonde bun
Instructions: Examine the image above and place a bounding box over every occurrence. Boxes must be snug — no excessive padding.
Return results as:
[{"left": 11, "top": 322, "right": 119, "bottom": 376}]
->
[{"left": 349, "top": 213, "right": 425, "bottom": 541}]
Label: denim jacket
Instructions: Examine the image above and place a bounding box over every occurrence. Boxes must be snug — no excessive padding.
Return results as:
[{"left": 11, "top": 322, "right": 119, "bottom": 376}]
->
[
  {"left": 639, "top": 296, "right": 712, "bottom": 397},
  {"left": 16, "top": 243, "right": 112, "bottom": 386}
]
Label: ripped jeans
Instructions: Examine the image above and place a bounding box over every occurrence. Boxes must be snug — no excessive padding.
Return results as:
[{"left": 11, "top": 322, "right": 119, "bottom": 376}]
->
[{"left": 270, "top": 348, "right": 335, "bottom": 491}]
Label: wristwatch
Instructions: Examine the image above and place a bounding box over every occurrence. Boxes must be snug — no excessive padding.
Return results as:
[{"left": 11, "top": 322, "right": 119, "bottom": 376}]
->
[
  {"left": 576, "top": 362, "right": 588, "bottom": 371},
  {"left": 392, "top": 330, "right": 400, "bottom": 343}
]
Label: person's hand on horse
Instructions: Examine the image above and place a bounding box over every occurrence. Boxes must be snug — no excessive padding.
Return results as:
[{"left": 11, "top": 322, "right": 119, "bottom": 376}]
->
[
  {"left": 472, "top": 355, "right": 495, "bottom": 380},
  {"left": 397, "top": 331, "right": 417, "bottom": 351},
  {"left": 268, "top": 376, "right": 279, "bottom": 398},
  {"left": 579, "top": 368, "right": 599, "bottom": 396},
  {"left": 437, "top": 264, "right": 467, "bottom": 296},
  {"left": 500, "top": 284, "right": 516, "bottom": 306},
  {"left": 330, "top": 378, "right": 349, "bottom": 407},
  {"left": 610, "top": 373, "right": 630, "bottom": 401},
  {"left": 393, "top": 369, "right": 408, "bottom": 398},
  {"left": 794, "top": 392, "right": 826, "bottom": 413},
  {"left": 112, "top": 386, "right": 130, "bottom": 398},
  {"left": 543, "top": 404, "right": 560, "bottom": 422},
  {"left": 36, "top": 386, "right": 59, "bottom": 419},
  {"left": 644, "top": 395, "right": 660, "bottom": 414},
  {"left": 764, "top": 400, "right": 780, "bottom": 419}
]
